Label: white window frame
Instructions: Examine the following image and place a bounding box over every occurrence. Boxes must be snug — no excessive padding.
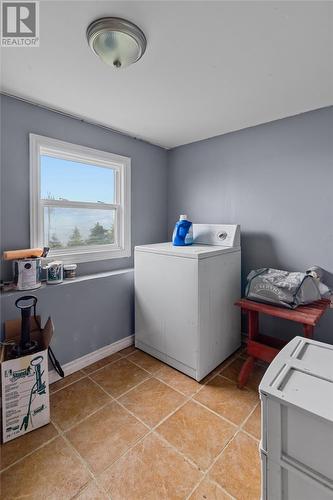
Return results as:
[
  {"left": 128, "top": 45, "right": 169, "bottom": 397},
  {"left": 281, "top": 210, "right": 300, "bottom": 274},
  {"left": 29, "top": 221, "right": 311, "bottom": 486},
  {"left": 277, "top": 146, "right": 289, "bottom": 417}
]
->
[{"left": 30, "top": 134, "right": 131, "bottom": 263}]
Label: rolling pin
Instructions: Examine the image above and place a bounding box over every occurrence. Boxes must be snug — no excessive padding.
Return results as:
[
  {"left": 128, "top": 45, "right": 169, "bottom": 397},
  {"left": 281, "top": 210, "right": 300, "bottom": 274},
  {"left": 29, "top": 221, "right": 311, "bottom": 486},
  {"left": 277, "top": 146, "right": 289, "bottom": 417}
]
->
[{"left": 3, "top": 248, "right": 44, "bottom": 261}]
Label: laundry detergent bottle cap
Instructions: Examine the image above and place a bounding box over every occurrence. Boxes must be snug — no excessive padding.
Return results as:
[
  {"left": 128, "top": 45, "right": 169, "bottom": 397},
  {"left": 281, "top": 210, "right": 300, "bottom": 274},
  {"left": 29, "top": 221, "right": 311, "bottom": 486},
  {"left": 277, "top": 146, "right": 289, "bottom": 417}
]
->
[{"left": 172, "top": 214, "right": 193, "bottom": 246}]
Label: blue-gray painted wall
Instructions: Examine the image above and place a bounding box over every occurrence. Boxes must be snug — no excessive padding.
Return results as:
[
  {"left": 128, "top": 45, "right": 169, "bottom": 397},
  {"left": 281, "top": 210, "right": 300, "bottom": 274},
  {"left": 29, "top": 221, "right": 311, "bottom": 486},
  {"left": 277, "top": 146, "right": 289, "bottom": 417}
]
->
[
  {"left": 1, "top": 271, "right": 134, "bottom": 365},
  {"left": 168, "top": 107, "right": 333, "bottom": 343},
  {"left": 1, "top": 95, "right": 168, "bottom": 363}
]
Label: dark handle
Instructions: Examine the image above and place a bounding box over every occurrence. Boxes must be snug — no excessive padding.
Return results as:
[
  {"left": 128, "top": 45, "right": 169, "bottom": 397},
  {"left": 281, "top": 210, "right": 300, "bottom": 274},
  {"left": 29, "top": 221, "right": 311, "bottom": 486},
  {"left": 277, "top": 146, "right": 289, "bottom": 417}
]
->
[
  {"left": 15, "top": 296, "right": 38, "bottom": 349},
  {"left": 15, "top": 295, "right": 38, "bottom": 309}
]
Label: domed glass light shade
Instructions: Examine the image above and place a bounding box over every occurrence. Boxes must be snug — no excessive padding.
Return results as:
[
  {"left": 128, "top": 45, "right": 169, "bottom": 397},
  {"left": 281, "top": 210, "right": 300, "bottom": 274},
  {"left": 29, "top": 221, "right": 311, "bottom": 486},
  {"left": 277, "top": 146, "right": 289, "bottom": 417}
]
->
[{"left": 87, "top": 18, "right": 146, "bottom": 69}]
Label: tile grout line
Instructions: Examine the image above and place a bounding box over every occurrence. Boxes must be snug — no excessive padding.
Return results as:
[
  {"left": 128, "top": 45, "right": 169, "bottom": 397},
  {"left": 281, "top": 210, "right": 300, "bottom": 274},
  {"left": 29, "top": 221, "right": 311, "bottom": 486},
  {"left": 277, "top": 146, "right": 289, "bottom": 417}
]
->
[
  {"left": 99, "top": 372, "right": 153, "bottom": 400},
  {"left": 192, "top": 374, "right": 259, "bottom": 430},
  {"left": 192, "top": 395, "right": 259, "bottom": 441},
  {"left": 49, "top": 371, "right": 87, "bottom": 394},
  {"left": 184, "top": 348, "right": 261, "bottom": 499},
  {"left": 185, "top": 375, "right": 261, "bottom": 500},
  {"left": 87, "top": 374, "right": 151, "bottom": 431},
  {"left": 192, "top": 386, "right": 260, "bottom": 441},
  {"left": 197, "top": 423, "right": 260, "bottom": 497},
  {"left": 201, "top": 479, "right": 236, "bottom": 500},
  {"left": 120, "top": 390, "right": 191, "bottom": 434},
  {"left": 52, "top": 420, "right": 94, "bottom": 476},
  {"left": 187, "top": 474, "right": 236, "bottom": 500},
  {"left": 209, "top": 426, "right": 258, "bottom": 479},
  {"left": 152, "top": 372, "right": 204, "bottom": 397},
  {"left": 191, "top": 398, "right": 241, "bottom": 430},
  {"left": 152, "top": 349, "right": 245, "bottom": 397},
  {"left": 71, "top": 477, "right": 110, "bottom": 500},
  {"left": 58, "top": 397, "right": 114, "bottom": 433},
  {"left": 81, "top": 352, "right": 133, "bottom": 377},
  {"left": 0, "top": 433, "right": 60, "bottom": 474},
  {"left": 219, "top": 370, "right": 265, "bottom": 391},
  {"left": 49, "top": 345, "right": 136, "bottom": 392},
  {"left": 240, "top": 400, "right": 260, "bottom": 429},
  {"left": 50, "top": 421, "right": 112, "bottom": 500},
  {"left": 152, "top": 429, "right": 204, "bottom": 473},
  {"left": 185, "top": 429, "right": 242, "bottom": 500},
  {"left": 241, "top": 428, "right": 260, "bottom": 443},
  {"left": 184, "top": 379, "right": 260, "bottom": 498},
  {"left": 124, "top": 356, "right": 164, "bottom": 377}
]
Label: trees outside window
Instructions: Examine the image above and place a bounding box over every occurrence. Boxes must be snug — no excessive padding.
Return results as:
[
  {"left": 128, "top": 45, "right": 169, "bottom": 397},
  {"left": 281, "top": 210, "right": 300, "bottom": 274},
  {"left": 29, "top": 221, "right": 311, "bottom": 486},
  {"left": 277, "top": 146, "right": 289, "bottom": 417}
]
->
[
  {"left": 86, "top": 222, "right": 114, "bottom": 245},
  {"left": 68, "top": 226, "right": 85, "bottom": 247}
]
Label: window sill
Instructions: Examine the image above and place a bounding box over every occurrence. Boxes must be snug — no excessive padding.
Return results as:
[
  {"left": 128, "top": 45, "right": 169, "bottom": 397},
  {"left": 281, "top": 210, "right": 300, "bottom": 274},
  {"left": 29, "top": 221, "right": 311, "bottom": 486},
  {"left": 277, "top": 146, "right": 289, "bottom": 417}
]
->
[
  {"left": 46, "top": 247, "right": 131, "bottom": 264},
  {"left": 1, "top": 268, "right": 134, "bottom": 296}
]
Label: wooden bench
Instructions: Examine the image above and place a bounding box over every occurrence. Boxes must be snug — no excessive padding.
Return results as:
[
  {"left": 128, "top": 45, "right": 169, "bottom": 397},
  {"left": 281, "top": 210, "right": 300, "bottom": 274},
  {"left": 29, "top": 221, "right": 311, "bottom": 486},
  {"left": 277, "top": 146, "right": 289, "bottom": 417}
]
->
[{"left": 235, "top": 298, "right": 331, "bottom": 388}]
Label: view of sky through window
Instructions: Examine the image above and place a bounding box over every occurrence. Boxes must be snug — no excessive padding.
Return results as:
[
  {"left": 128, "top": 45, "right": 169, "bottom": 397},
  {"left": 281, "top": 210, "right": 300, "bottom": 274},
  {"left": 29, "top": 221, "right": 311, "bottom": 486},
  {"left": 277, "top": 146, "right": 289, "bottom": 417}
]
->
[{"left": 41, "top": 155, "right": 115, "bottom": 203}]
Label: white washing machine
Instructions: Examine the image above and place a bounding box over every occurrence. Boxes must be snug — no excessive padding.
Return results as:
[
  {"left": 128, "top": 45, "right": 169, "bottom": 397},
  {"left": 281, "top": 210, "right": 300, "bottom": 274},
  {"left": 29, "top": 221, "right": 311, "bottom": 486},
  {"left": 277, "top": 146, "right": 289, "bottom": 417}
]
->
[{"left": 134, "top": 224, "right": 241, "bottom": 381}]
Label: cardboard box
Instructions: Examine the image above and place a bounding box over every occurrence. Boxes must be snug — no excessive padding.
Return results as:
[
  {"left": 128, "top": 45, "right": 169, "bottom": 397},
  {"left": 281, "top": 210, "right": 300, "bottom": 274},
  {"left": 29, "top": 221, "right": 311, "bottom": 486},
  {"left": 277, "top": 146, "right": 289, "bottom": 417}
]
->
[{"left": 1, "top": 317, "right": 53, "bottom": 443}]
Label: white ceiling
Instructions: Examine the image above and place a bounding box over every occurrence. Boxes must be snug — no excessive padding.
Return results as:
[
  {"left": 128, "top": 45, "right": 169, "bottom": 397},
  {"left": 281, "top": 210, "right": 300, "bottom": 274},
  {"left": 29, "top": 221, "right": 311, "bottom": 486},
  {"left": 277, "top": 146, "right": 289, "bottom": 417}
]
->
[{"left": 1, "top": 1, "right": 332, "bottom": 148}]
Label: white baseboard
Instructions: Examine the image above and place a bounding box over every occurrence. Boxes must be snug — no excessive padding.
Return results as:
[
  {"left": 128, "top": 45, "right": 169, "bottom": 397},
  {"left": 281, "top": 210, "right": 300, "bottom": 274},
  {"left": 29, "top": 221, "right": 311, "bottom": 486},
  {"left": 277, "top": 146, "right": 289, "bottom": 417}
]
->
[{"left": 49, "top": 334, "right": 134, "bottom": 384}]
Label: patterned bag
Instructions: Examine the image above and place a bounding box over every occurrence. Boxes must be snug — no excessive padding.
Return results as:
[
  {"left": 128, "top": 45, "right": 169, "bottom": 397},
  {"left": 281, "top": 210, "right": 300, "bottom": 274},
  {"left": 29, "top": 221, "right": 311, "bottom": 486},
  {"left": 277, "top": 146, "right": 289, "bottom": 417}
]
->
[{"left": 245, "top": 268, "right": 322, "bottom": 309}]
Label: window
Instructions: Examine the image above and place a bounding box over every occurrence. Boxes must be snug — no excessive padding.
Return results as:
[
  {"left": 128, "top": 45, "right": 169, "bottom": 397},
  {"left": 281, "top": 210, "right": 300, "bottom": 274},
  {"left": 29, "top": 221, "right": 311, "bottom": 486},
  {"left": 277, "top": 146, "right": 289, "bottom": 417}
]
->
[{"left": 30, "top": 134, "right": 131, "bottom": 263}]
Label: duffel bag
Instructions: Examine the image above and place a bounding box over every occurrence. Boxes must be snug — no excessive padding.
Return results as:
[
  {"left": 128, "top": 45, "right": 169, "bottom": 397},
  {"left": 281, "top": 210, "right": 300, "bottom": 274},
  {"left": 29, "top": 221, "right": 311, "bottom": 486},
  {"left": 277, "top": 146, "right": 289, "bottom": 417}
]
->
[{"left": 245, "top": 268, "right": 322, "bottom": 309}]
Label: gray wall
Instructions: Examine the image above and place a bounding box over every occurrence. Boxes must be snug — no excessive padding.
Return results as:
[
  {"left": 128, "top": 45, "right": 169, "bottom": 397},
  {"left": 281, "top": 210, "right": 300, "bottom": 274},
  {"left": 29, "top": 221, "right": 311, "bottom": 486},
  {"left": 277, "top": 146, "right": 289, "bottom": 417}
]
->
[
  {"left": 168, "top": 107, "right": 333, "bottom": 344},
  {"left": 1, "top": 95, "right": 168, "bottom": 364},
  {"left": 1, "top": 271, "right": 134, "bottom": 365}
]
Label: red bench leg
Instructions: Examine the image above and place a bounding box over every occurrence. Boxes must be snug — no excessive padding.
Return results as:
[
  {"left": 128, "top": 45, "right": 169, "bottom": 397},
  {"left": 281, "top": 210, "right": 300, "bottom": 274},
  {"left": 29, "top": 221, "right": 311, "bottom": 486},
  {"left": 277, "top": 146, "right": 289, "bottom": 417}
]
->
[
  {"left": 248, "top": 310, "right": 259, "bottom": 340},
  {"left": 238, "top": 356, "right": 255, "bottom": 389},
  {"left": 237, "top": 309, "right": 258, "bottom": 388},
  {"left": 303, "top": 324, "right": 314, "bottom": 339}
]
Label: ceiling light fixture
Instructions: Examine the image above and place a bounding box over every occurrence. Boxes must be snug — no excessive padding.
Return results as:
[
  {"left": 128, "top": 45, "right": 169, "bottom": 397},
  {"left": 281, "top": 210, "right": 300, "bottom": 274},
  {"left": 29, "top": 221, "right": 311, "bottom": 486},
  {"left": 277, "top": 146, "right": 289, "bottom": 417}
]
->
[{"left": 86, "top": 17, "right": 146, "bottom": 69}]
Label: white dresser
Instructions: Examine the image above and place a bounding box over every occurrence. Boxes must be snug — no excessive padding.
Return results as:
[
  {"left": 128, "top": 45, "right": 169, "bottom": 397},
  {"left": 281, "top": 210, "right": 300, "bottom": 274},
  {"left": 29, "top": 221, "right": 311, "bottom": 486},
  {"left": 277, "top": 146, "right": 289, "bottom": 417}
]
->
[{"left": 259, "top": 336, "right": 333, "bottom": 500}]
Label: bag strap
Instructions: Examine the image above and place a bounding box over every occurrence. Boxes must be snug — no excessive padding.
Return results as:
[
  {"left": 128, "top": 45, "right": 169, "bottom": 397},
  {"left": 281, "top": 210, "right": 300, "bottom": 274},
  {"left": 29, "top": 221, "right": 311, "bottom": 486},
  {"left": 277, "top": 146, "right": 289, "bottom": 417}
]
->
[
  {"left": 245, "top": 268, "right": 268, "bottom": 296},
  {"left": 292, "top": 274, "right": 321, "bottom": 303}
]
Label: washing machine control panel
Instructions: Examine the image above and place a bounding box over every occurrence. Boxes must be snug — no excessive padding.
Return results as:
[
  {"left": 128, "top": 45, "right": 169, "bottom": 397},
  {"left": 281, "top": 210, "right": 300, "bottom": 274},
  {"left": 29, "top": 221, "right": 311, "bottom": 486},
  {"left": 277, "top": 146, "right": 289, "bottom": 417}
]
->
[{"left": 193, "top": 224, "right": 240, "bottom": 247}]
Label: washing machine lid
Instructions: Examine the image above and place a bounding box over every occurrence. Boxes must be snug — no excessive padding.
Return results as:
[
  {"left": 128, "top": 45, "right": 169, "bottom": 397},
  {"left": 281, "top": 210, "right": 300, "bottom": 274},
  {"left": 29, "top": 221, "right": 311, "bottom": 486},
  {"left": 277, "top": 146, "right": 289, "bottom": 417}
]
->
[{"left": 135, "top": 242, "right": 240, "bottom": 259}]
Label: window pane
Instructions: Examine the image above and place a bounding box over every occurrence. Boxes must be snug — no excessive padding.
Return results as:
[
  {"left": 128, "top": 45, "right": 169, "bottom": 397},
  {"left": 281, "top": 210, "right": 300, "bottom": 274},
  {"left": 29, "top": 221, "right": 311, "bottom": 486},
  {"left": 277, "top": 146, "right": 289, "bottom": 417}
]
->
[
  {"left": 44, "top": 206, "right": 115, "bottom": 249},
  {"left": 41, "top": 155, "right": 115, "bottom": 203}
]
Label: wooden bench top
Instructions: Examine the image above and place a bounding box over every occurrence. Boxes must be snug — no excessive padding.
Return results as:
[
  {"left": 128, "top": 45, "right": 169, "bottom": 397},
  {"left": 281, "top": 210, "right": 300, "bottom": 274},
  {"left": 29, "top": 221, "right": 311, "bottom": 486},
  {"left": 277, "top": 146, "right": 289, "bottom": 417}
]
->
[{"left": 235, "top": 298, "right": 331, "bottom": 326}]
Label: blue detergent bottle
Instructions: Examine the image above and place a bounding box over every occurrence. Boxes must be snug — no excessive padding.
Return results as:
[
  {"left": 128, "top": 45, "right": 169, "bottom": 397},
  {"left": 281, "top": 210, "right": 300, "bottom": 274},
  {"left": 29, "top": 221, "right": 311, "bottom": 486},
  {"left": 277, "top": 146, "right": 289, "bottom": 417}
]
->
[{"left": 172, "top": 215, "right": 193, "bottom": 246}]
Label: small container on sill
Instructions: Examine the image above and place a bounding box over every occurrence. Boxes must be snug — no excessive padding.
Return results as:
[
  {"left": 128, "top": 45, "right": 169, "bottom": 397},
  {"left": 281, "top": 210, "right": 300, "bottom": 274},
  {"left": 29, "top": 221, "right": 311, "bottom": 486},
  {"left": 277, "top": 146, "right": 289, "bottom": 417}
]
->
[{"left": 63, "top": 264, "right": 77, "bottom": 280}]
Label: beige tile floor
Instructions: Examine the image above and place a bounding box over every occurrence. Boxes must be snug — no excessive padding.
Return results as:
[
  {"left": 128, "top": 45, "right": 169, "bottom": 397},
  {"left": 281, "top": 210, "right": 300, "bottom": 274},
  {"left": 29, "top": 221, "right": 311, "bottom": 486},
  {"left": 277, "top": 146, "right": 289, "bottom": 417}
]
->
[{"left": 1, "top": 345, "right": 266, "bottom": 500}]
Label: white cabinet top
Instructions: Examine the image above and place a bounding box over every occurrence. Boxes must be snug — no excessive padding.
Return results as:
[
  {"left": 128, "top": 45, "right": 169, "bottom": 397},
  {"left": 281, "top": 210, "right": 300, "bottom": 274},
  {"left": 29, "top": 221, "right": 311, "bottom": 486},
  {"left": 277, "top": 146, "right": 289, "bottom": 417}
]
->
[
  {"left": 135, "top": 242, "right": 240, "bottom": 259},
  {"left": 260, "top": 336, "right": 333, "bottom": 423}
]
